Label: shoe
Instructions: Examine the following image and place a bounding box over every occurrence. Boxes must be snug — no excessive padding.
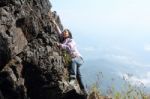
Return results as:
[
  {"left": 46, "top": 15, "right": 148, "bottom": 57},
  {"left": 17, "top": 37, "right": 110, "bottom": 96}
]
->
[
  {"left": 81, "top": 89, "right": 88, "bottom": 97},
  {"left": 69, "top": 79, "right": 75, "bottom": 86}
]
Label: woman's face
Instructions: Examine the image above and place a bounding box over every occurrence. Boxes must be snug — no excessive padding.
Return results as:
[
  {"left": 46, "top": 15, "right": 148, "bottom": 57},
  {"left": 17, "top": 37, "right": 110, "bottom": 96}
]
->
[{"left": 63, "top": 30, "right": 69, "bottom": 38}]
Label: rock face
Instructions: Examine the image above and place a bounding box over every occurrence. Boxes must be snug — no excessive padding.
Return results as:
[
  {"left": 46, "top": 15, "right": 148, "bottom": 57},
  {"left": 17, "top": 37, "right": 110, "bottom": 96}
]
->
[{"left": 0, "top": 0, "right": 86, "bottom": 99}]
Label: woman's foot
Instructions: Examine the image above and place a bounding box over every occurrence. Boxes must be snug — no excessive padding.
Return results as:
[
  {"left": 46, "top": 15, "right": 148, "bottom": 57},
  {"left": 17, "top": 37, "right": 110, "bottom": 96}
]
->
[
  {"left": 69, "top": 79, "right": 76, "bottom": 86},
  {"left": 80, "top": 89, "right": 88, "bottom": 97}
]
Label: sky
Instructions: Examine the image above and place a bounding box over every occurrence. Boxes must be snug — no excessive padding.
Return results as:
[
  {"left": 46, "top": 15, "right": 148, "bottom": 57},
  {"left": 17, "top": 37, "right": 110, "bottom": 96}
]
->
[
  {"left": 50, "top": 0, "right": 150, "bottom": 89},
  {"left": 50, "top": 0, "right": 150, "bottom": 65}
]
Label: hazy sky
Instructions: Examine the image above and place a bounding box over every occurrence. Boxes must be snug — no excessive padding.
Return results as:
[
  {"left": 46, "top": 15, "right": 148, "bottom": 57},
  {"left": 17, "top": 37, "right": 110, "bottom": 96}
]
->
[
  {"left": 50, "top": 0, "right": 150, "bottom": 87},
  {"left": 51, "top": 0, "right": 150, "bottom": 61}
]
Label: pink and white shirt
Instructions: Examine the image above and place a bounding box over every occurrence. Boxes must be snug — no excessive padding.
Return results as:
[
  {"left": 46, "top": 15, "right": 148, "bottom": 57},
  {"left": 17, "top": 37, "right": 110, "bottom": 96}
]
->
[{"left": 60, "top": 38, "right": 81, "bottom": 58}]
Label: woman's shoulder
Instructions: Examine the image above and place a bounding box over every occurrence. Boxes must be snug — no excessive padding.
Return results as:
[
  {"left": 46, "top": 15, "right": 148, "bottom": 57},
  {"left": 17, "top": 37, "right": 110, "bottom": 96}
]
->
[{"left": 65, "top": 38, "right": 76, "bottom": 45}]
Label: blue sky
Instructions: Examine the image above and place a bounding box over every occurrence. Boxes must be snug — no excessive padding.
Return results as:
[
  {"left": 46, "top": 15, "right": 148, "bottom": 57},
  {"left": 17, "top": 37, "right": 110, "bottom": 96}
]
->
[{"left": 50, "top": 0, "right": 150, "bottom": 88}]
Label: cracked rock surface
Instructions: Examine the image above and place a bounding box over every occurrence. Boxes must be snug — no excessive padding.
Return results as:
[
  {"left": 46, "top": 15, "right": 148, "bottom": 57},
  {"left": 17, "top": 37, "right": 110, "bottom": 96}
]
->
[{"left": 0, "top": 0, "right": 86, "bottom": 99}]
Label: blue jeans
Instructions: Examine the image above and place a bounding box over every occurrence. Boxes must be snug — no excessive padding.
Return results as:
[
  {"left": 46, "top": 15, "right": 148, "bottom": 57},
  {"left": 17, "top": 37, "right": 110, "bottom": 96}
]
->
[{"left": 70, "top": 56, "right": 85, "bottom": 89}]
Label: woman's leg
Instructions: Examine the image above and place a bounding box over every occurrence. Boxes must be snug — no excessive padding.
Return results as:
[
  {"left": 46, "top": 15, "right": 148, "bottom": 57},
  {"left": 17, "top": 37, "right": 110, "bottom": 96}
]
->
[
  {"left": 76, "top": 65, "right": 85, "bottom": 90},
  {"left": 70, "top": 58, "right": 77, "bottom": 80},
  {"left": 75, "top": 57, "right": 85, "bottom": 89},
  {"left": 76, "top": 57, "right": 87, "bottom": 95}
]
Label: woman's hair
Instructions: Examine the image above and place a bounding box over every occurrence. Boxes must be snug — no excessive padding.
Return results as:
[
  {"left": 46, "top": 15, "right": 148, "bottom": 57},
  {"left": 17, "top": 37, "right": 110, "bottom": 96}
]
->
[
  {"left": 60, "top": 29, "right": 73, "bottom": 42},
  {"left": 63, "top": 29, "right": 72, "bottom": 39}
]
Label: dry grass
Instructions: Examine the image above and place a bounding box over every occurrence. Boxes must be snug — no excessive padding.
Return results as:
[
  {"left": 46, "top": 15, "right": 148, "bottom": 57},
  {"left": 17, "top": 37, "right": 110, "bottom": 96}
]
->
[{"left": 87, "top": 72, "right": 150, "bottom": 99}]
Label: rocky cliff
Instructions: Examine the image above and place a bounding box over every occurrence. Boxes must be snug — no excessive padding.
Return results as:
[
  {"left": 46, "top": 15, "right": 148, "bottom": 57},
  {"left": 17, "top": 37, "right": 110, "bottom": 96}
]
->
[{"left": 0, "top": 0, "right": 86, "bottom": 99}]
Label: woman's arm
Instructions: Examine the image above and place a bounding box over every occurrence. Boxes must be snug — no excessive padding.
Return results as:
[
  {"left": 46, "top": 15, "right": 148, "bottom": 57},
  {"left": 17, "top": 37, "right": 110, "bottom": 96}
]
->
[
  {"left": 53, "top": 20, "right": 62, "bottom": 35},
  {"left": 59, "top": 39, "right": 75, "bottom": 52},
  {"left": 55, "top": 41, "right": 72, "bottom": 51},
  {"left": 60, "top": 43, "right": 71, "bottom": 52}
]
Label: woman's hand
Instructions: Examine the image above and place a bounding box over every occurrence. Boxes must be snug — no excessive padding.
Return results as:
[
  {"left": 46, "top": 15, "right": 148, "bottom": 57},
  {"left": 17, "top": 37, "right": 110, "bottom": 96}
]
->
[
  {"left": 54, "top": 42, "right": 61, "bottom": 47},
  {"left": 52, "top": 19, "right": 62, "bottom": 34}
]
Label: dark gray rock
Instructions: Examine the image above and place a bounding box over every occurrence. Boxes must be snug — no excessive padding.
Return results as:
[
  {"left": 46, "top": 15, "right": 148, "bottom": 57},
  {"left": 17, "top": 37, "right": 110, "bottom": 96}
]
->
[{"left": 0, "top": 0, "right": 86, "bottom": 99}]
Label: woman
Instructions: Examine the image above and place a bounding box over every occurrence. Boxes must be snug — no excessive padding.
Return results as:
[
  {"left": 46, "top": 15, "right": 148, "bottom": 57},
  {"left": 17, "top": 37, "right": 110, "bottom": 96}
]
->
[{"left": 53, "top": 20, "right": 87, "bottom": 94}]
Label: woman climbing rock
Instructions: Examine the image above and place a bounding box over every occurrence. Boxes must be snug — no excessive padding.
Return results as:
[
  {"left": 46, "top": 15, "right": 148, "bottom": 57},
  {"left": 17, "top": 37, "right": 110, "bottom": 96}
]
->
[{"left": 52, "top": 20, "right": 87, "bottom": 96}]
